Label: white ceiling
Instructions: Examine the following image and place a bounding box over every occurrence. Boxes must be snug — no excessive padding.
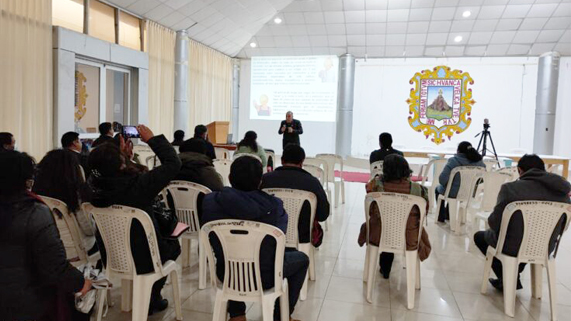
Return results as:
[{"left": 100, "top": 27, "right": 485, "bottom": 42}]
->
[{"left": 106, "top": 0, "right": 571, "bottom": 58}]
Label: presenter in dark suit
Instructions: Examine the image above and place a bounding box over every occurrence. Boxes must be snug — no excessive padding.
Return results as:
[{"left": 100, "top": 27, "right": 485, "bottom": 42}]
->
[{"left": 278, "top": 111, "right": 303, "bottom": 149}]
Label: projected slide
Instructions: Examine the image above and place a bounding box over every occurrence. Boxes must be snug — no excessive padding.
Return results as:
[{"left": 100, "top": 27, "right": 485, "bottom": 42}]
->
[{"left": 250, "top": 55, "right": 339, "bottom": 122}]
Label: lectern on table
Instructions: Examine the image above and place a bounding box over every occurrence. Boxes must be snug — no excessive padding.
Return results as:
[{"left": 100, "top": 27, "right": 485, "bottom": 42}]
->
[{"left": 206, "top": 121, "right": 229, "bottom": 144}]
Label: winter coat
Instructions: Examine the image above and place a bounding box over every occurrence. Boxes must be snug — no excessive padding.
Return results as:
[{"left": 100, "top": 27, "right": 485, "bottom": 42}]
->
[
  {"left": 369, "top": 148, "right": 403, "bottom": 164},
  {"left": 177, "top": 151, "right": 224, "bottom": 191},
  {"left": 0, "top": 193, "right": 84, "bottom": 320},
  {"left": 485, "top": 169, "right": 571, "bottom": 256},
  {"left": 90, "top": 135, "right": 182, "bottom": 274},
  {"left": 437, "top": 154, "right": 486, "bottom": 198}
]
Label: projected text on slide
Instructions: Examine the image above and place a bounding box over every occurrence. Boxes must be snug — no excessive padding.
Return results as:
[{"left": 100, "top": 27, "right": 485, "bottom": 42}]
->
[{"left": 250, "top": 55, "right": 339, "bottom": 122}]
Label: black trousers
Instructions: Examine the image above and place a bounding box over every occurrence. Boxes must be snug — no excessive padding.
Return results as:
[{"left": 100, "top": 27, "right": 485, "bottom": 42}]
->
[
  {"left": 379, "top": 252, "right": 395, "bottom": 274},
  {"left": 434, "top": 190, "right": 449, "bottom": 222},
  {"left": 473, "top": 231, "right": 525, "bottom": 280}
]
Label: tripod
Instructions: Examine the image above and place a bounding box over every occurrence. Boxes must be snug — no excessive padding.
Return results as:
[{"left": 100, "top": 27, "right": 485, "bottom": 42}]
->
[{"left": 475, "top": 122, "right": 498, "bottom": 161}]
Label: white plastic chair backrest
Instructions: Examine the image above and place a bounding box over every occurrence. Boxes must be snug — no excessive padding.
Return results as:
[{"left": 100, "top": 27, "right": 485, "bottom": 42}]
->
[
  {"left": 370, "top": 161, "right": 383, "bottom": 178},
  {"left": 201, "top": 220, "right": 286, "bottom": 295},
  {"left": 304, "top": 157, "right": 329, "bottom": 182},
  {"left": 483, "top": 158, "right": 500, "bottom": 171},
  {"left": 480, "top": 172, "right": 513, "bottom": 211},
  {"left": 365, "top": 192, "right": 427, "bottom": 252},
  {"left": 263, "top": 188, "right": 317, "bottom": 248},
  {"left": 496, "top": 201, "right": 571, "bottom": 262},
  {"left": 214, "top": 147, "right": 230, "bottom": 160},
  {"left": 316, "top": 153, "right": 343, "bottom": 183},
  {"left": 233, "top": 153, "right": 262, "bottom": 163},
  {"left": 166, "top": 181, "right": 212, "bottom": 234},
  {"left": 133, "top": 145, "right": 152, "bottom": 154},
  {"left": 420, "top": 159, "right": 447, "bottom": 186},
  {"left": 303, "top": 164, "right": 325, "bottom": 185},
  {"left": 213, "top": 159, "right": 232, "bottom": 186},
  {"left": 443, "top": 166, "right": 487, "bottom": 200},
  {"left": 83, "top": 203, "right": 163, "bottom": 277},
  {"left": 496, "top": 166, "right": 519, "bottom": 182},
  {"left": 40, "top": 196, "right": 87, "bottom": 264}
]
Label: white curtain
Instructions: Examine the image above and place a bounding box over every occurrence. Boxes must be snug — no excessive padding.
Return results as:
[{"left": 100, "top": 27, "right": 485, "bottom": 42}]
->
[
  {"left": 147, "top": 21, "right": 175, "bottom": 140},
  {"left": 0, "top": 0, "right": 53, "bottom": 160},
  {"left": 188, "top": 39, "right": 232, "bottom": 131}
]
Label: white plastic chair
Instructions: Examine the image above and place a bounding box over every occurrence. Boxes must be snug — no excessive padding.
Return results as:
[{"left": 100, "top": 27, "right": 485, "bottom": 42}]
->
[
  {"left": 213, "top": 159, "right": 232, "bottom": 186},
  {"left": 316, "top": 154, "right": 345, "bottom": 208},
  {"left": 201, "top": 220, "right": 289, "bottom": 321},
  {"left": 83, "top": 203, "right": 183, "bottom": 320},
  {"left": 496, "top": 166, "right": 519, "bottom": 182},
  {"left": 304, "top": 157, "right": 330, "bottom": 183},
  {"left": 480, "top": 201, "right": 571, "bottom": 319},
  {"left": 145, "top": 155, "right": 159, "bottom": 170},
  {"left": 134, "top": 146, "right": 154, "bottom": 166},
  {"left": 436, "top": 166, "right": 487, "bottom": 234},
  {"left": 370, "top": 161, "right": 383, "bottom": 179},
  {"left": 420, "top": 159, "right": 447, "bottom": 214},
  {"left": 483, "top": 157, "right": 500, "bottom": 171},
  {"left": 266, "top": 150, "right": 276, "bottom": 171},
  {"left": 233, "top": 153, "right": 262, "bottom": 163},
  {"left": 363, "top": 192, "right": 427, "bottom": 309},
  {"left": 166, "top": 181, "right": 211, "bottom": 289},
  {"left": 214, "top": 147, "right": 230, "bottom": 160},
  {"left": 302, "top": 164, "right": 332, "bottom": 229}
]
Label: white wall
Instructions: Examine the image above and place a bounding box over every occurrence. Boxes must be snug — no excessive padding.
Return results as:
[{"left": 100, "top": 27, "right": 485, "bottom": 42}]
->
[
  {"left": 239, "top": 59, "right": 336, "bottom": 156},
  {"left": 351, "top": 57, "right": 540, "bottom": 158},
  {"left": 554, "top": 57, "right": 571, "bottom": 159}
]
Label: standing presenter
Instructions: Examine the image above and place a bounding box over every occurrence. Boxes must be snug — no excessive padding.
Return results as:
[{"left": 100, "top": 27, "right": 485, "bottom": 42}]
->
[{"left": 278, "top": 111, "right": 303, "bottom": 149}]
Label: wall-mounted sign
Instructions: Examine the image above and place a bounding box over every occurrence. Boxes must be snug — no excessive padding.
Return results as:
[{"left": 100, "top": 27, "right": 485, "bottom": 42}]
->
[{"left": 407, "top": 66, "right": 475, "bottom": 144}]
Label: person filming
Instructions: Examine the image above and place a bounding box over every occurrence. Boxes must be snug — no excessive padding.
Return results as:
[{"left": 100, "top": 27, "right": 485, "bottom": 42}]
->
[{"left": 278, "top": 111, "right": 303, "bottom": 149}]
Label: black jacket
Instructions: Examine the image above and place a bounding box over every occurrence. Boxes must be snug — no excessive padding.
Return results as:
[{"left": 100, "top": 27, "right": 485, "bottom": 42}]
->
[
  {"left": 91, "top": 135, "right": 182, "bottom": 274},
  {"left": 369, "top": 147, "right": 403, "bottom": 164},
  {"left": 278, "top": 119, "right": 303, "bottom": 147},
  {"left": 0, "top": 193, "right": 84, "bottom": 320},
  {"left": 485, "top": 169, "right": 571, "bottom": 256},
  {"left": 91, "top": 135, "right": 114, "bottom": 148},
  {"left": 176, "top": 151, "right": 224, "bottom": 192},
  {"left": 68, "top": 148, "right": 90, "bottom": 179},
  {"left": 261, "top": 166, "right": 330, "bottom": 243}
]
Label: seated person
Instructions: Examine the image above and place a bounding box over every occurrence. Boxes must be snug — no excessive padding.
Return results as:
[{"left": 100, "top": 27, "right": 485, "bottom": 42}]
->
[
  {"left": 0, "top": 132, "right": 15, "bottom": 151},
  {"left": 89, "top": 125, "right": 182, "bottom": 315},
  {"left": 172, "top": 130, "right": 185, "bottom": 146},
  {"left": 436, "top": 141, "right": 485, "bottom": 222},
  {"left": 194, "top": 125, "right": 216, "bottom": 160},
  {"left": 0, "top": 151, "right": 91, "bottom": 320},
  {"left": 369, "top": 132, "right": 403, "bottom": 164},
  {"left": 358, "top": 154, "right": 431, "bottom": 279},
  {"left": 61, "top": 131, "right": 90, "bottom": 179},
  {"left": 202, "top": 156, "right": 308, "bottom": 321},
  {"left": 261, "top": 144, "right": 330, "bottom": 246},
  {"left": 33, "top": 149, "right": 97, "bottom": 255},
  {"left": 234, "top": 131, "right": 267, "bottom": 168},
  {"left": 91, "top": 122, "right": 114, "bottom": 148},
  {"left": 177, "top": 138, "right": 224, "bottom": 191},
  {"left": 474, "top": 154, "right": 571, "bottom": 291}
]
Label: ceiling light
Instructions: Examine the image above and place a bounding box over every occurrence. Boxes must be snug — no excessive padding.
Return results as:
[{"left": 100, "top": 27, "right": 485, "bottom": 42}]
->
[
  {"left": 250, "top": 42, "right": 257, "bottom": 48},
  {"left": 462, "top": 10, "right": 471, "bottom": 18},
  {"left": 454, "top": 35, "right": 463, "bottom": 42},
  {"left": 274, "top": 17, "right": 282, "bottom": 24}
]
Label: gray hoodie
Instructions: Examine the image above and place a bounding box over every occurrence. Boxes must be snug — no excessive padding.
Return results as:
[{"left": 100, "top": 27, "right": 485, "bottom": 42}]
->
[{"left": 485, "top": 168, "right": 571, "bottom": 256}]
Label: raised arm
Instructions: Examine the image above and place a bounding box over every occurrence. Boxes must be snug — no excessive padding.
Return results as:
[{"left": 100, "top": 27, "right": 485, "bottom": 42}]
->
[{"left": 278, "top": 121, "right": 286, "bottom": 135}]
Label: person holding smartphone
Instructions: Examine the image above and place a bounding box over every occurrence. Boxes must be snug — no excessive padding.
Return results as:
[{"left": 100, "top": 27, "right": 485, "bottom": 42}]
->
[{"left": 278, "top": 111, "right": 303, "bottom": 150}]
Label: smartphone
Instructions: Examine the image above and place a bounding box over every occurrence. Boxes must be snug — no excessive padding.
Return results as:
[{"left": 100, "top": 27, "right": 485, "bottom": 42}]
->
[{"left": 122, "top": 126, "right": 141, "bottom": 139}]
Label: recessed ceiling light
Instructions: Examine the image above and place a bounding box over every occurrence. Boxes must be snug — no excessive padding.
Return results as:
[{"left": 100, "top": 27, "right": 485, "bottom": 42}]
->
[
  {"left": 274, "top": 17, "right": 282, "bottom": 24},
  {"left": 454, "top": 35, "right": 463, "bottom": 42},
  {"left": 462, "top": 10, "right": 471, "bottom": 18},
  {"left": 250, "top": 42, "right": 257, "bottom": 48}
]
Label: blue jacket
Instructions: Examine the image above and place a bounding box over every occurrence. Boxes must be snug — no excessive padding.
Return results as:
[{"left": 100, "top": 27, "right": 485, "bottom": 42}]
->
[{"left": 436, "top": 154, "right": 485, "bottom": 198}]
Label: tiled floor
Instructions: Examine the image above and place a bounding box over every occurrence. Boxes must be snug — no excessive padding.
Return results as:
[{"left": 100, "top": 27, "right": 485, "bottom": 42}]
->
[{"left": 102, "top": 182, "right": 571, "bottom": 321}]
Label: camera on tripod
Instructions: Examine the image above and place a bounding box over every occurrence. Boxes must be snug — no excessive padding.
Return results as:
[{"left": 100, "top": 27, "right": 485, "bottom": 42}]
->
[
  {"left": 475, "top": 118, "right": 498, "bottom": 160},
  {"left": 483, "top": 118, "right": 490, "bottom": 130}
]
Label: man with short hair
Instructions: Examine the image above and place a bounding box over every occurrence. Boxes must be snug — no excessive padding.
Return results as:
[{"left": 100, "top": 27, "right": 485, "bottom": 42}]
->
[
  {"left": 261, "top": 144, "right": 330, "bottom": 246},
  {"left": 278, "top": 111, "right": 303, "bottom": 149},
  {"left": 369, "top": 132, "right": 403, "bottom": 164},
  {"left": 202, "top": 156, "right": 308, "bottom": 321},
  {"left": 0, "top": 132, "right": 15, "bottom": 151},
  {"left": 194, "top": 125, "right": 216, "bottom": 160},
  {"left": 474, "top": 154, "right": 571, "bottom": 291},
  {"left": 92, "top": 122, "right": 114, "bottom": 148},
  {"left": 61, "top": 131, "right": 90, "bottom": 177},
  {"left": 172, "top": 130, "right": 185, "bottom": 146},
  {"left": 176, "top": 138, "right": 223, "bottom": 191}
]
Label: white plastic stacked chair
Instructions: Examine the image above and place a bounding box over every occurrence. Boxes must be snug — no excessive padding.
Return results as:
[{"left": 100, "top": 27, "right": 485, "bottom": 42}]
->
[
  {"left": 436, "top": 166, "right": 486, "bottom": 234},
  {"left": 316, "top": 154, "right": 345, "bottom": 208},
  {"left": 133, "top": 146, "right": 154, "bottom": 165},
  {"left": 213, "top": 159, "right": 232, "bottom": 186},
  {"left": 304, "top": 157, "right": 329, "bottom": 182},
  {"left": 496, "top": 166, "right": 520, "bottom": 182},
  {"left": 302, "top": 163, "right": 332, "bottom": 229},
  {"left": 466, "top": 171, "right": 513, "bottom": 250},
  {"left": 263, "top": 188, "right": 317, "bottom": 301},
  {"left": 483, "top": 157, "right": 500, "bottom": 171},
  {"left": 370, "top": 160, "right": 383, "bottom": 179},
  {"left": 363, "top": 192, "right": 427, "bottom": 309},
  {"left": 420, "top": 158, "right": 447, "bottom": 214},
  {"left": 480, "top": 201, "right": 570, "bottom": 319},
  {"left": 166, "top": 181, "right": 212, "bottom": 289},
  {"left": 83, "top": 203, "right": 183, "bottom": 320},
  {"left": 201, "top": 220, "right": 290, "bottom": 321}
]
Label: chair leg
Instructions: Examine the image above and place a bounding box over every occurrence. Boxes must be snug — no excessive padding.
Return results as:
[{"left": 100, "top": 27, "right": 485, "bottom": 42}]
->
[
  {"left": 435, "top": 196, "right": 443, "bottom": 223},
  {"left": 502, "top": 257, "right": 519, "bottom": 318},
  {"left": 334, "top": 182, "right": 340, "bottom": 208},
  {"left": 469, "top": 215, "right": 479, "bottom": 252},
  {"left": 449, "top": 201, "right": 460, "bottom": 234},
  {"left": 262, "top": 297, "right": 275, "bottom": 321},
  {"left": 95, "top": 288, "right": 106, "bottom": 321},
  {"left": 309, "top": 246, "right": 316, "bottom": 281},
  {"left": 212, "top": 291, "right": 227, "bottom": 321},
  {"left": 181, "top": 238, "right": 191, "bottom": 268},
  {"left": 366, "top": 247, "right": 380, "bottom": 303},
  {"left": 199, "top": 238, "right": 207, "bottom": 290},
  {"left": 121, "top": 279, "right": 133, "bottom": 312},
  {"left": 170, "top": 269, "right": 183, "bottom": 320},
  {"left": 341, "top": 180, "right": 345, "bottom": 204},
  {"left": 480, "top": 252, "right": 493, "bottom": 294},
  {"left": 280, "top": 281, "right": 290, "bottom": 321},
  {"left": 298, "top": 244, "right": 310, "bottom": 301},
  {"left": 416, "top": 256, "right": 421, "bottom": 290},
  {"left": 546, "top": 259, "right": 558, "bottom": 321},
  {"left": 363, "top": 245, "right": 370, "bottom": 282},
  {"left": 405, "top": 251, "right": 418, "bottom": 309},
  {"left": 131, "top": 277, "right": 153, "bottom": 321},
  {"left": 531, "top": 263, "right": 543, "bottom": 300}
]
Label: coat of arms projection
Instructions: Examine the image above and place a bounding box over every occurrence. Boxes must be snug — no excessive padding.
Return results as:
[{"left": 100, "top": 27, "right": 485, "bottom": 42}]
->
[{"left": 407, "top": 66, "right": 475, "bottom": 145}]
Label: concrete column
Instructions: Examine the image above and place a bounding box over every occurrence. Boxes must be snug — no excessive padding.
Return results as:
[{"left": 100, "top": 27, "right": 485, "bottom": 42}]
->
[
  {"left": 533, "top": 52, "right": 560, "bottom": 155},
  {"left": 174, "top": 30, "right": 189, "bottom": 133},
  {"left": 232, "top": 60, "right": 240, "bottom": 141},
  {"left": 335, "top": 54, "right": 356, "bottom": 158}
]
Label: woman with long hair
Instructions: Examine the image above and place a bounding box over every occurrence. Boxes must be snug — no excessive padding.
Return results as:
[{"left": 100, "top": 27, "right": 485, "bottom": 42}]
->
[
  {"left": 435, "top": 141, "right": 485, "bottom": 222},
  {"left": 234, "top": 130, "right": 267, "bottom": 167}
]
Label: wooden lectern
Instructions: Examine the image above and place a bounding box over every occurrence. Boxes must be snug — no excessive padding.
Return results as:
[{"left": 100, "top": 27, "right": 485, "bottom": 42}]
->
[{"left": 206, "top": 121, "right": 229, "bottom": 144}]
